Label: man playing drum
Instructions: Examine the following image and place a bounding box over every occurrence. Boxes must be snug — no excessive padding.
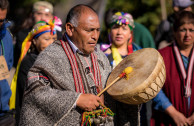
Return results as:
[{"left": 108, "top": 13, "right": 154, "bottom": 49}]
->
[{"left": 19, "top": 4, "right": 113, "bottom": 125}]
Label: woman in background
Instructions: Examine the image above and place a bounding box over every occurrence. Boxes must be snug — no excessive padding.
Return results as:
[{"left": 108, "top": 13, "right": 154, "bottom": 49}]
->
[
  {"left": 12, "top": 20, "right": 58, "bottom": 125},
  {"left": 153, "top": 11, "right": 194, "bottom": 126},
  {"left": 101, "top": 11, "right": 141, "bottom": 126}
]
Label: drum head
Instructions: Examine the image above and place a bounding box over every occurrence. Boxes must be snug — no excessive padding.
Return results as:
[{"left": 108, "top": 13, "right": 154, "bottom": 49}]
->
[{"left": 106, "top": 48, "right": 166, "bottom": 104}]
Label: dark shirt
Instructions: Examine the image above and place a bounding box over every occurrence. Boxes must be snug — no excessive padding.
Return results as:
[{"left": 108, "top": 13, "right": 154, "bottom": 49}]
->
[
  {"left": 154, "top": 14, "right": 175, "bottom": 48},
  {"left": 15, "top": 51, "right": 38, "bottom": 125}
]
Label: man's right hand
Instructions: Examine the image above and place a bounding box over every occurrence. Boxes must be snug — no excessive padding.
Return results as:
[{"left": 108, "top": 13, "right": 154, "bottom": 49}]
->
[{"left": 76, "top": 94, "right": 102, "bottom": 111}]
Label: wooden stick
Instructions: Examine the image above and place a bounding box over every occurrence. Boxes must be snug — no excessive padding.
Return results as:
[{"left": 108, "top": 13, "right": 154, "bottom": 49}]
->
[{"left": 97, "top": 76, "right": 121, "bottom": 97}]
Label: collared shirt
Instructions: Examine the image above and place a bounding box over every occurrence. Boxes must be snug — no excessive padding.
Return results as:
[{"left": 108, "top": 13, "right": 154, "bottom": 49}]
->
[
  {"left": 65, "top": 33, "right": 79, "bottom": 54},
  {"left": 181, "top": 53, "right": 190, "bottom": 109},
  {"left": 65, "top": 33, "right": 98, "bottom": 55}
]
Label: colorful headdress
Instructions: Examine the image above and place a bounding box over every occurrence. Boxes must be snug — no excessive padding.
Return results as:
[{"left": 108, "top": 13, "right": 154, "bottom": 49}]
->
[
  {"left": 101, "top": 12, "right": 135, "bottom": 56},
  {"left": 9, "top": 18, "right": 59, "bottom": 109},
  {"left": 110, "top": 12, "right": 135, "bottom": 30}
]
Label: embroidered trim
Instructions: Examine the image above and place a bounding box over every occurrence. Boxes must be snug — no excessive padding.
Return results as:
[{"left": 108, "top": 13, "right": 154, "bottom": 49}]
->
[
  {"left": 61, "top": 40, "right": 85, "bottom": 93},
  {"left": 60, "top": 38, "right": 102, "bottom": 94},
  {"left": 173, "top": 42, "right": 194, "bottom": 97}
]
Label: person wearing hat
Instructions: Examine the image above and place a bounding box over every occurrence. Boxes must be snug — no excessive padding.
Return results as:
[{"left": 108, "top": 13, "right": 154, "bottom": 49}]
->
[
  {"left": 11, "top": 20, "right": 57, "bottom": 125},
  {"left": 32, "top": 1, "right": 54, "bottom": 24},
  {"left": 155, "top": 0, "right": 194, "bottom": 49},
  {"left": 101, "top": 11, "right": 142, "bottom": 126},
  {"left": 14, "top": 1, "right": 62, "bottom": 68}
]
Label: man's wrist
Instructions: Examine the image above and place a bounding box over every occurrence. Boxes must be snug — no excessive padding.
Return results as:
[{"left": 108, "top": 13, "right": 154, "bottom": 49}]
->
[{"left": 73, "top": 93, "right": 82, "bottom": 109}]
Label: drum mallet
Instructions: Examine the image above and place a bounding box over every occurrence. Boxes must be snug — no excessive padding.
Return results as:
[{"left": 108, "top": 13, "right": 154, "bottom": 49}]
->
[{"left": 97, "top": 67, "right": 133, "bottom": 97}]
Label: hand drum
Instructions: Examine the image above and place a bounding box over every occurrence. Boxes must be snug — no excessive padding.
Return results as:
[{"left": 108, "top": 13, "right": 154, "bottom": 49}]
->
[{"left": 106, "top": 48, "right": 166, "bottom": 104}]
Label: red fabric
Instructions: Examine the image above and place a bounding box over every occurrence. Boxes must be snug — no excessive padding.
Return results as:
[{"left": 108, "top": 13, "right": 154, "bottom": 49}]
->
[
  {"left": 153, "top": 44, "right": 194, "bottom": 125},
  {"left": 127, "top": 37, "right": 133, "bottom": 55}
]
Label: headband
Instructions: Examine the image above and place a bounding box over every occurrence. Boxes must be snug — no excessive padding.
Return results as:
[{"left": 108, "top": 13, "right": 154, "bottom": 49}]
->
[{"left": 110, "top": 12, "right": 135, "bottom": 30}]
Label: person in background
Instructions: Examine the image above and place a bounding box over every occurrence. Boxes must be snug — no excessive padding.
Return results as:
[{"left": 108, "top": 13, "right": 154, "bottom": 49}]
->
[
  {"left": 102, "top": 11, "right": 141, "bottom": 126},
  {"left": 19, "top": 4, "right": 113, "bottom": 126},
  {"left": 102, "top": 11, "right": 172, "bottom": 126},
  {"left": 101, "top": 8, "right": 155, "bottom": 50},
  {"left": 155, "top": 0, "right": 194, "bottom": 49},
  {"left": 0, "top": 0, "right": 14, "bottom": 125},
  {"left": 13, "top": 20, "right": 57, "bottom": 125},
  {"left": 14, "top": 1, "right": 62, "bottom": 67},
  {"left": 103, "top": 12, "right": 141, "bottom": 68},
  {"left": 152, "top": 11, "right": 194, "bottom": 126}
]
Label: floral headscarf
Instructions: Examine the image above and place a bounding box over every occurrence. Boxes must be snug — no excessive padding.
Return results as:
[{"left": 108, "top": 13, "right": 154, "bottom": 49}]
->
[{"left": 109, "top": 12, "right": 135, "bottom": 30}]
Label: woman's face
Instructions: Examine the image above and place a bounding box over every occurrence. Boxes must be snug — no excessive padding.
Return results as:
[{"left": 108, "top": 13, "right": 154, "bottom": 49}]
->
[
  {"left": 33, "top": 32, "right": 57, "bottom": 52},
  {"left": 110, "top": 24, "right": 132, "bottom": 47},
  {"left": 175, "top": 23, "right": 194, "bottom": 48}
]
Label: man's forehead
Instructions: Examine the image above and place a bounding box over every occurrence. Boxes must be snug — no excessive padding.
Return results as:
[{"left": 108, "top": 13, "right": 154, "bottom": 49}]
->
[
  {"left": 79, "top": 11, "right": 99, "bottom": 21},
  {"left": 78, "top": 15, "right": 100, "bottom": 28}
]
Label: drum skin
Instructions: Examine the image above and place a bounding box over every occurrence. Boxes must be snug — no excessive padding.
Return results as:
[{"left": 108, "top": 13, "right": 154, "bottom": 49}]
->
[{"left": 106, "top": 48, "right": 166, "bottom": 105}]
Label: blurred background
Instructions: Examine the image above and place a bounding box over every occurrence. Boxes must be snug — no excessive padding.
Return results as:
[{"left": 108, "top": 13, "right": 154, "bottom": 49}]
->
[{"left": 7, "top": 0, "right": 173, "bottom": 41}]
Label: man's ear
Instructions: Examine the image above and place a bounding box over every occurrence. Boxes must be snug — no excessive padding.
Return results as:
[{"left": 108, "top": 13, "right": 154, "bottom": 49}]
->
[{"left": 65, "top": 23, "right": 74, "bottom": 37}]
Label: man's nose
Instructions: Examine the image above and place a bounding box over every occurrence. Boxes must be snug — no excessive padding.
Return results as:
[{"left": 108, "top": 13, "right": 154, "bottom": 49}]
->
[{"left": 92, "top": 30, "right": 99, "bottom": 41}]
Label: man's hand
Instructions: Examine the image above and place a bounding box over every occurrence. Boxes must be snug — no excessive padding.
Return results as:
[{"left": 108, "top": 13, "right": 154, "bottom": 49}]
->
[
  {"left": 165, "top": 105, "right": 189, "bottom": 126},
  {"left": 188, "top": 113, "right": 194, "bottom": 126},
  {"left": 76, "top": 94, "right": 102, "bottom": 111},
  {"left": 97, "top": 85, "right": 104, "bottom": 104}
]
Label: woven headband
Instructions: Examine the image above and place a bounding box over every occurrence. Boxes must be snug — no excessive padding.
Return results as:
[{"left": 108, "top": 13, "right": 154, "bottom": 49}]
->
[{"left": 110, "top": 12, "right": 135, "bottom": 30}]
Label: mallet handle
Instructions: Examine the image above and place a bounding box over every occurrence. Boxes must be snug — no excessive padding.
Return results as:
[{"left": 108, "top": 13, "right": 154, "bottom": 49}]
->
[{"left": 97, "top": 76, "right": 121, "bottom": 97}]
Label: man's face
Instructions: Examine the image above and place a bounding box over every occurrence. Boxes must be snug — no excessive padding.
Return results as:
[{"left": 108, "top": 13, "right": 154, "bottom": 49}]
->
[
  {"left": 33, "top": 6, "right": 53, "bottom": 23},
  {"left": 69, "top": 11, "right": 100, "bottom": 55},
  {"left": 0, "top": 9, "right": 7, "bottom": 27}
]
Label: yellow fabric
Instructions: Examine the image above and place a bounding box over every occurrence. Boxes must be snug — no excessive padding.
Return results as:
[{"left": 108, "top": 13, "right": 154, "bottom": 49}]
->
[
  {"left": 9, "top": 35, "right": 32, "bottom": 109},
  {"left": 111, "top": 44, "right": 123, "bottom": 66}
]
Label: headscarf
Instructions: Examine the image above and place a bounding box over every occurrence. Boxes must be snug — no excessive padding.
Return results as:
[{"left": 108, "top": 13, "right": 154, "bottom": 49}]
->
[
  {"left": 9, "top": 18, "right": 60, "bottom": 109},
  {"left": 109, "top": 12, "right": 135, "bottom": 31}
]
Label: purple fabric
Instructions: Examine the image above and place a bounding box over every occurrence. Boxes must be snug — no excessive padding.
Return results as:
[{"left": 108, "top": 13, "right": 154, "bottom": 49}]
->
[{"left": 173, "top": 0, "right": 194, "bottom": 7}]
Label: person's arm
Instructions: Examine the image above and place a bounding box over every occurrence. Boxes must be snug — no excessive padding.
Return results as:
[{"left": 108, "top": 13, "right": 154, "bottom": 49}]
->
[
  {"left": 153, "top": 90, "right": 172, "bottom": 111},
  {"left": 165, "top": 105, "right": 189, "bottom": 126},
  {"left": 153, "top": 90, "right": 189, "bottom": 125}
]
